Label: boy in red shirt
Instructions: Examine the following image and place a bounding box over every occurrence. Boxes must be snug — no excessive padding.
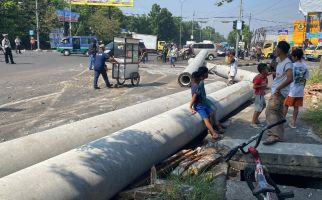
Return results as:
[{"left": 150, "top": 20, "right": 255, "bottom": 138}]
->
[{"left": 251, "top": 63, "right": 270, "bottom": 128}]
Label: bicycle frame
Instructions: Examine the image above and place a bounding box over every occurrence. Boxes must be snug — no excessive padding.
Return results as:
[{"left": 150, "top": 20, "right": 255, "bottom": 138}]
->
[
  {"left": 225, "top": 119, "right": 295, "bottom": 200},
  {"left": 248, "top": 146, "right": 275, "bottom": 200}
]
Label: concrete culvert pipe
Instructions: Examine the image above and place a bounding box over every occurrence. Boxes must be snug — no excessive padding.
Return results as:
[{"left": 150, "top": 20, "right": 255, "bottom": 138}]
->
[
  {"left": 0, "top": 82, "right": 226, "bottom": 178},
  {"left": 0, "top": 81, "right": 253, "bottom": 200},
  {"left": 178, "top": 49, "right": 208, "bottom": 87},
  {"left": 208, "top": 63, "right": 258, "bottom": 82}
]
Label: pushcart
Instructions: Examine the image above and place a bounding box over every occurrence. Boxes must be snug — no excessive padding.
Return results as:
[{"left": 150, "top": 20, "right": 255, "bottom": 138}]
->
[{"left": 112, "top": 37, "right": 141, "bottom": 86}]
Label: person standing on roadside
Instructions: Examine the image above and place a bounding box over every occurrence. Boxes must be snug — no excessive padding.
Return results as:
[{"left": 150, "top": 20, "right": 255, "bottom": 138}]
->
[
  {"left": 2, "top": 34, "right": 15, "bottom": 64},
  {"left": 283, "top": 49, "right": 309, "bottom": 129},
  {"left": 162, "top": 44, "right": 168, "bottom": 63},
  {"left": 93, "top": 44, "right": 118, "bottom": 90},
  {"left": 227, "top": 51, "right": 238, "bottom": 85},
  {"left": 15, "top": 36, "right": 22, "bottom": 54},
  {"left": 88, "top": 39, "right": 97, "bottom": 70},
  {"left": 30, "top": 37, "right": 36, "bottom": 50},
  {"left": 264, "top": 41, "right": 293, "bottom": 145}
]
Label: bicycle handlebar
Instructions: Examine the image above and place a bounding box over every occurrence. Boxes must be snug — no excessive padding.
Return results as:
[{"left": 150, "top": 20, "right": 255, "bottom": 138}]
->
[{"left": 224, "top": 119, "right": 286, "bottom": 162}]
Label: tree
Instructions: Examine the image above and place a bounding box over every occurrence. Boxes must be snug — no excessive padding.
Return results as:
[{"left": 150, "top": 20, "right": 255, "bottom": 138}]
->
[
  {"left": 227, "top": 24, "right": 251, "bottom": 49},
  {"left": 148, "top": 4, "right": 161, "bottom": 35},
  {"left": 88, "top": 9, "right": 120, "bottom": 43}
]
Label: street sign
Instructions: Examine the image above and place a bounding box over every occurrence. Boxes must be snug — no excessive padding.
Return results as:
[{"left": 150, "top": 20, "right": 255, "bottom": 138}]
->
[
  {"left": 191, "top": 35, "right": 194, "bottom": 40},
  {"left": 237, "top": 20, "right": 242, "bottom": 30},
  {"left": 29, "top": 30, "right": 34, "bottom": 36}
]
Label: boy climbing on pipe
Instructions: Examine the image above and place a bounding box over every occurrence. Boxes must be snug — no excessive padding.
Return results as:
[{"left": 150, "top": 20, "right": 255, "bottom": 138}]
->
[{"left": 188, "top": 70, "right": 222, "bottom": 141}]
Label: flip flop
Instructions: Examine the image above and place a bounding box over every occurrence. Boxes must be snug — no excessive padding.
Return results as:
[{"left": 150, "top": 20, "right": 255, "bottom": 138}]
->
[
  {"left": 263, "top": 135, "right": 283, "bottom": 145},
  {"left": 212, "top": 134, "right": 223, "bottom": 141}
]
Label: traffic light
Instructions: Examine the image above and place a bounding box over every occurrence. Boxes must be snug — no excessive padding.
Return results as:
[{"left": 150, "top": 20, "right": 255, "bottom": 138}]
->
[
  {"left": 233, "top": 20, "right": 237, "bottom": 30},
  {"left": 242, "top": 21, "right": 245, "bottom": 29}
]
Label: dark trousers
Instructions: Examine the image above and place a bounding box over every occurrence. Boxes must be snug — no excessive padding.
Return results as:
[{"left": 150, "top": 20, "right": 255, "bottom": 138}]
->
[
  {"left": 94, "top": 70, "right": 110, "bottom": 87},
  {"left": 4, "top": 48, "right": 14, "bottom": 64},
  {"left": 16, "top": 45, "right": 21, "bottom": 53}
]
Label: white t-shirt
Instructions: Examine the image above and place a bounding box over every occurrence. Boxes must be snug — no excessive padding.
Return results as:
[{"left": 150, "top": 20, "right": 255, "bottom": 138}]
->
[
  {"left": 271, "top": 57, "right": 293, "bottom": 97},
  {"left": 288, "top": 61, "right": 309, "bottom": 97},
  {"left": 229, "top": 57, "right": 238, "bottom": 77}
]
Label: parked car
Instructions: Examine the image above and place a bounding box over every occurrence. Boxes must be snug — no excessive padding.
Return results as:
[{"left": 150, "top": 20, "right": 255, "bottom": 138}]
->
[
  {"left": 304, "top": 45, "right": 322, "bottom": 61},
  {"left": 192, "top": 43, "right": 217, "bottom": 60},
  {"left": 57, "top": 36, "right": 97, "bottom": 56},
  {"left": 217, "top": 47, "right": 226, "bottom": 57}
]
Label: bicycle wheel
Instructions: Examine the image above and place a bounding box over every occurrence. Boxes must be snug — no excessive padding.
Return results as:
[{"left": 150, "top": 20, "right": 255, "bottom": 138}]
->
[{"left": 244, "top": 166, "right": 265, "bottom": 200}]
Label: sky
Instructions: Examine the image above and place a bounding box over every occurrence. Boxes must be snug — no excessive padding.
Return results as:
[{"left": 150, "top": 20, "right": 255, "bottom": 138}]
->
[{"left": 121, "top": 0, "right": 305, "bottom": 37}]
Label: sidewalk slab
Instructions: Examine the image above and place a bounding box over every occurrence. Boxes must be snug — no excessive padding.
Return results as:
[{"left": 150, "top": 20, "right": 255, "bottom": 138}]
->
[
  {"left": 218, "top": 139, "right": 322, "bottom": 177},
  {"left": 226, "top": 180, "right": 322, "bottom": 200}
]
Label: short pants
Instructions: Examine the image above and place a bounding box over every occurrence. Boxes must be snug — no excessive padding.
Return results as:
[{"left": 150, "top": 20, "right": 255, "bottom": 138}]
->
[
  {"left": 284, "top": 96, "right": 303, "bottom": 107},
  {"left": 194, "top": 104, "right": 214, "bottom": 119},
  {"left": 254, "top": 95, "right": 266, "bottom": 112}
]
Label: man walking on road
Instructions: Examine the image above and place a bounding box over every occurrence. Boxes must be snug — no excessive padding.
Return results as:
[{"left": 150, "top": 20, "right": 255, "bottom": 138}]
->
[
  {"left": 15, "top": 36, "right": 22, "bottom": 54},
  {"left": 264, "top": 41, "right": 293, "bottom": 145},
  {"left": 2, "top": 34, "right": 15, "bottom": 64},
  {"left": 93, "top": 44, "right": 118, "bottom": 89}
]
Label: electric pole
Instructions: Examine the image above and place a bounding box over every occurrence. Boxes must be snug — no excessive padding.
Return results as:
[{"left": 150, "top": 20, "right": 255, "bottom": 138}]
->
[
  {"left": 191, "top": 11, "right": 195, "bottom": 40},
  {"left": 35, "top": 0, "right": 40, "bottom": 50},
  {"left": 235, "top": 0, "right": 243, "bottom": 58},
  {"left": 248, "top": 13, "right": 251, "bottom": 50}
]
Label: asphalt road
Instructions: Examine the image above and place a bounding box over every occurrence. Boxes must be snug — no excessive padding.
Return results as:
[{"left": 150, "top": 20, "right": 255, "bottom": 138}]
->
[{"left": 0, "top": 51, "right": 226, "bottom": 142}]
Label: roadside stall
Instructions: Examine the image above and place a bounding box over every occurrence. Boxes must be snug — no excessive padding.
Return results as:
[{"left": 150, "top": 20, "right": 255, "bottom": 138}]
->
[{"left": 112, "top": 37, "right": 141, "bottom": 86}]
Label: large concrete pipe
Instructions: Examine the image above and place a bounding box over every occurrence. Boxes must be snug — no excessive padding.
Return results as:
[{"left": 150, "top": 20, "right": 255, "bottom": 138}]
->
[
  {"left": 208, "top": 63, "right": 257, "bottom": 82},
  {"left": 0, "top": 82, "right": 226, "bottom": 178},
  {"left": 0, "top": 81, "right": 252, "bottom": 200},
  {"left": 178, "top": 49, "right": 208, "bottom": 87}
]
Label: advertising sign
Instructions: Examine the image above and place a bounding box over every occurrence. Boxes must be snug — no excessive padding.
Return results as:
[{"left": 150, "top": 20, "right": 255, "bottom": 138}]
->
[
  {"left": 70, "top": 0, "right": 134, "bottom": 7},
  {"left": 277, "top": 29, "right": 288, "bottom": 42},
  {"left": 56, "top": 8, "right": 80, "bottom": 22},
  {"left": 49, "top": 28, "right": 65, "bottom": 48}
]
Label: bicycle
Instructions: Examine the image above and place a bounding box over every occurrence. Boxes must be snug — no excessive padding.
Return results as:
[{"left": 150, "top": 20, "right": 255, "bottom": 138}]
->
[{"left": 225, "top": 119, "right": 295, "bottom": 200}]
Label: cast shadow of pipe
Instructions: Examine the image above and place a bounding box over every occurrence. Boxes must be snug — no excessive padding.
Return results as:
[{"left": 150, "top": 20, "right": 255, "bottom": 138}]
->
[
  {"left": 0, "top": 107, "right": 24, "bottom": 112},
  {"left": 49, "top": 121, "right": 194, "bottom": 200}
]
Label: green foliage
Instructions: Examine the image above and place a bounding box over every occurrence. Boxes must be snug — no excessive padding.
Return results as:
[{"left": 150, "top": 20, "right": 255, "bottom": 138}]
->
[
  {"left": 227, "top": 24, "right": 251, "bottom": 49},
  {"left": 0, "top": 2, "right": 227, "bottom": 48},
  {"left": 303, "top": 104, "right": 322, "bottom": 136},
  {"left": 157, "top": 174, "right": 220, "bottom": 200},
  {"left": 308, "top": 68, "right": 322, "bottom": 84}
]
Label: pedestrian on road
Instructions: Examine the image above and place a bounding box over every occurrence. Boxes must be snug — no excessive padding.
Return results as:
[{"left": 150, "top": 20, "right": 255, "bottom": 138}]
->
[
  {"left": 88, "top": 39, "right": 97, "bottom": 70},
  {"left": 188, "top": 71, "right": 221, "bottom": 141},
  {"left": 93, "top": 44, "right": 118, "bottom": 90},
  {"left": 15, "top": 36, "right": 22, "bottom": 54},
  {"left": 169, "top": 44, "right": 176, "bottom": 68},
  {"left": 251, "top": 63, "right": 270, "bottom": 128},
  {"left": 30, "top": 37, "right": 36, "bottom": 50},
  {"left": 264, "top": 41, "right": 293, "bottom": 145},
  {"left": 2, "top": 34, "right": 15, "bottom": 64},
  {"left": 162, "top": 44, "right": 168, "bottom": 63},
  {"left": 283, "top": 48, "right": 309, "bottom": 129},
  {"left": 227, "top": 51, "right": 237, "bottom": 85}
]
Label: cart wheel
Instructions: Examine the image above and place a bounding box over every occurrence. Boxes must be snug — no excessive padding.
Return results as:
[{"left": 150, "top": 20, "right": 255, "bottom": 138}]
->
[
  {"left": 131, "top": 72, "right": 140, "bottom": 86},
  {"left": 117, "top": 77, "right": 126, "bottom": 85}
]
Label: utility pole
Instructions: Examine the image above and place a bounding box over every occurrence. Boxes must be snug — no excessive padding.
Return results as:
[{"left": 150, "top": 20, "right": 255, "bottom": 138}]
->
[
  {"left": 179, "top": 0, "right": 185, "bottom": 48},
  {"left": 35, "top": 0, "right": 40, "bottom": 50},
  {"left": 191, "top": 11, "right": 195, "bottom": 40},
  {"left": 235, "top": 0, "right": 243, "bottom": 58},
  {"left": 69, "top": 0, "right": 72, "bottom": 37},
  {"left": 248, "top": 13, "right": 251, "bottom": 50}
]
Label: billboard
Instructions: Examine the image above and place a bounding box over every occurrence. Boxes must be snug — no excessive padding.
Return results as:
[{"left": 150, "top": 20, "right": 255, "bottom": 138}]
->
[
  {"left": 277, "top": 29, "right": 289, "bottom": 42},
  {"left": 56, "top": 8, "right": 80, "bottom": 22},
  {"left": 70, "top": 0, "right": 134, "bottom": 7}
]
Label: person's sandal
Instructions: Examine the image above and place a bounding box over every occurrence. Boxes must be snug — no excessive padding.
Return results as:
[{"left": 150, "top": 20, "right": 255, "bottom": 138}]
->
[{"left": 263, "top": 135, "right": 283, "bottom": 145}]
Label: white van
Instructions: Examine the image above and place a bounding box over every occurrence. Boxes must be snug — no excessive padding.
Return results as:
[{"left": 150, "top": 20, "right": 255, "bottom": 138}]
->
[{"left": 192, "top": 43, "right": 217, "bottom": 60}]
